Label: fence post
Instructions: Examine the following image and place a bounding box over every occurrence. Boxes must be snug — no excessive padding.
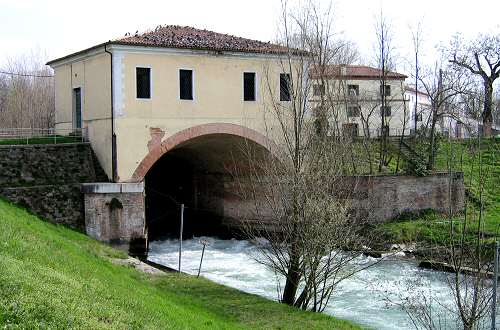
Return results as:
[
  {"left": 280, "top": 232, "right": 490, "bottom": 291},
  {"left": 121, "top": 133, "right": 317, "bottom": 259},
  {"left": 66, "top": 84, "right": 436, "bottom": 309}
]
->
[
  {"left": 178, "top": 204, "right": 184, "bottom": 273},
  {"left": 492, "top": 241, "right": 498, "bottom": 330}
]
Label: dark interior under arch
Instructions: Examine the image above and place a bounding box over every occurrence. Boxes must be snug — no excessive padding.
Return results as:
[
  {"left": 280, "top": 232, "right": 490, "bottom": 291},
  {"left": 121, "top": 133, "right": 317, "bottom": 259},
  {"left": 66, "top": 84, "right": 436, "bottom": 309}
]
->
[{"left": 145, "top": 133, "right": 269, "bottom": 241}]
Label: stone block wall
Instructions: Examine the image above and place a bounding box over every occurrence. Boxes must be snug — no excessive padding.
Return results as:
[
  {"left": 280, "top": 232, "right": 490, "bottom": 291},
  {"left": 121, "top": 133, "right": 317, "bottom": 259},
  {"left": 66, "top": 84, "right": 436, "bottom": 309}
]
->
[
  {"left": 82, "top": 183, "right": 146, "bottom": 255},
  {"left": 0, "top": 143, "right": 107, "bottom": 187},
  {"left": 0, "top": 143, "right": 108, "bottom": 230},
  {"left": 0, "top": 184, "right": 85, "bottom": 230}
]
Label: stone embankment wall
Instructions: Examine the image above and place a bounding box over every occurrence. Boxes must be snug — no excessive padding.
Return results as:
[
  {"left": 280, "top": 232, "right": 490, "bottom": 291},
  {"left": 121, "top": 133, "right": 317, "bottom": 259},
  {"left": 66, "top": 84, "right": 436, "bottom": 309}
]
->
[
  {"left": 347, "top": 172, "right": 465, "bottom": 223},
  {"left": 0, "top": 143, "right": 108, "bottom": 230}
]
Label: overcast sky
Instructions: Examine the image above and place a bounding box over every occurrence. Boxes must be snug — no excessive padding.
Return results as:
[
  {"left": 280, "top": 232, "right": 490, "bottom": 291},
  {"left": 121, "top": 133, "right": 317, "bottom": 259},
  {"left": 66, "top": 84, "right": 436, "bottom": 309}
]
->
[{"left": 0, "top": 0, "right": 499, "bottom": 74}]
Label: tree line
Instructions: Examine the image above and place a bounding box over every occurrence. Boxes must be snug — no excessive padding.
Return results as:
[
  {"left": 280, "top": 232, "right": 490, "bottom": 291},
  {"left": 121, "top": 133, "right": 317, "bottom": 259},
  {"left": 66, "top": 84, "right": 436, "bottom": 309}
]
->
[{"left": 0, "top": 51, "right": 54, "bottom": 130}]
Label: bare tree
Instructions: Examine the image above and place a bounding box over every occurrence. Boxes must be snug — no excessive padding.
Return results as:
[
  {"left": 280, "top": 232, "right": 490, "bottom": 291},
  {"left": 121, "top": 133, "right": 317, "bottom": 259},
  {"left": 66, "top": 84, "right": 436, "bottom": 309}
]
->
[
  {"left": 232, "top": 0, "right": 378, "bottom": 311},
  {"left": 0, "top": 50, "right": 54, "bottom": 130},
  {"left": 410, "top": 21, "right": 424, "bottom": 134},
  {"left": 358, "top": 92, "right": 381, "bottom": 174},
  {"left": 374, "top": 10, "right": 396, "bottom": 172},
  {"left": 447, "top": 32, "right": 500, "bottom": 137},
  {"left": 419, "top": 62, "right": 469, "bottom": 170}
]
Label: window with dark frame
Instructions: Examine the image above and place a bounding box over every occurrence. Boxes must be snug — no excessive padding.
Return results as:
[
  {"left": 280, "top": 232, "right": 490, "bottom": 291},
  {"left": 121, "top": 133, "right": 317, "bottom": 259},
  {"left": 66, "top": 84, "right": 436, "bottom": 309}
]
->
[
  {"left": 136, "top": 67, "right": 151, "bottom": 99},
  {"left": 347, "top": 106, "right": 361, "bottom": 117},
  {"left": 280, "top": 73, "right": 291, "bottom": 101},
  {"left": 313, "top": 84, "right": 325, "bottom": 96},
  {"left": 348, "top": 84, "right": 359, "bottom": 96},
  {"left": 380, "top": 106, "right": 392, "bottom": 117},
  {"left": 243, "top": 72, "right": 256, "bottom": 101},
  {"left": 380, "top": 84, "right": 391, "bottom": 96},
  {"left": 416, "top": 113, "right": 423, "bottom": 121},
  {"left": 179, "top": 69, "right": 193, "bottom": 100},
  {"left": 73, "top": 87, "right": 82, "bottom": 129}
]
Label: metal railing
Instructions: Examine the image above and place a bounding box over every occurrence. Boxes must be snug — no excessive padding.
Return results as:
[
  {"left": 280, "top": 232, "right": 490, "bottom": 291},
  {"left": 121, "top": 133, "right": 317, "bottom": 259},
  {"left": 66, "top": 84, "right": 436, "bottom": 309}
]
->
[
  {"left": 0, "top": 127, "right": 88, "bottom": 145},
  {"left": 340, "top": 127, "right": 409, "bottom": 138}
]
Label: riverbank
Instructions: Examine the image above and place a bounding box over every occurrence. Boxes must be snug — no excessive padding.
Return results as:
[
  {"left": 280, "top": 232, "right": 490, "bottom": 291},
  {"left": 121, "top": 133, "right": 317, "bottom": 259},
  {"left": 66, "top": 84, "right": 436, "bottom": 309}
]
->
[
  {"left": 0, "top": 198, "right": 360, "bottom": 329},
  {"left": 371, "top": 138, "right": 499, "bottom": 257}
]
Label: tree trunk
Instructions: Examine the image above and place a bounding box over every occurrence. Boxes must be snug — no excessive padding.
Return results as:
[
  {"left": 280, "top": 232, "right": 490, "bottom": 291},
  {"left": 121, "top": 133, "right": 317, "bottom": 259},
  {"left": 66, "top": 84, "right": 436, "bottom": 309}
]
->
[
  {"left": 282, "top": 252, "right": 301, "bottom": 305},
  {"left": 427, "top": 112, "right": 437, "bottom": 171},
  {"left": 482, "top": 80, "right": 493, "bottom": 137}
]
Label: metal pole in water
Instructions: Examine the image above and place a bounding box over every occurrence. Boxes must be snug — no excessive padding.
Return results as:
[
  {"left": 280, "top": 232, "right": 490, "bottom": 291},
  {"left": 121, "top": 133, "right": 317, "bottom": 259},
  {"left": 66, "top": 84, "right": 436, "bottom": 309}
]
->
[
  {"left": 197, "top": 240, "right": 207, "bottom": 278},
  {"left": 492, "top": 241, "right": 499, "bottom": 330},
  {"left": 178, "top": 204, "right": 184, "bottom": 273}
]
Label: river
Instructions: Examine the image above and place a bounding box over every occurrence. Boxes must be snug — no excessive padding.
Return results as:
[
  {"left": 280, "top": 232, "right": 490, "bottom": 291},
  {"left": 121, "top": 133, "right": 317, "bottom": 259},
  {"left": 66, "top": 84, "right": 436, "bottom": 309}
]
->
[{"left": 147, "top": 237, "right": 492, "bottom": 330}]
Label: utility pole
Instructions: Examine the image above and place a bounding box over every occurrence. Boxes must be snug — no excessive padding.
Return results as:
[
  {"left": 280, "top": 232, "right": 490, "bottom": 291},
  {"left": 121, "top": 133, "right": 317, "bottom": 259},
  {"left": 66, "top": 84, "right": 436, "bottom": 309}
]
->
[
  {"left": 492, "top": 241, "right": 499, "bottom": 330},
  {"left": 178, "top": 203, "right": 184, "bottom": 273}
]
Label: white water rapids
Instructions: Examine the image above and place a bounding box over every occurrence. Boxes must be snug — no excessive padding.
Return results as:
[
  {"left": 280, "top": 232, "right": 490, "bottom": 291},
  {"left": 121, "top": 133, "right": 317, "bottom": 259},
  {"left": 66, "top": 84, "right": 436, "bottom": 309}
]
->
[{"left": 148, "top": 237, "right": 494, "bottom": 330}]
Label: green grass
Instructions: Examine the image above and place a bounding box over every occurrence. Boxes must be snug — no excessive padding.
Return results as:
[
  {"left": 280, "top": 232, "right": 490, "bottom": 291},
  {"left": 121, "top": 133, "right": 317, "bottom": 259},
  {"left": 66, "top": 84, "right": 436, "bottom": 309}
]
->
[
  {"left": 374, "top": 210, "right": 495, "bottom": 245},
  {"left": 0, "top": 135, "right": 84, "bottom": 145},
  {"left": 435, "top": 137, "right": 499, "bottom": 228},
  {"left": 375, "top": 137, "right": 499, "bottom": 247},
  {"left": 0, "top": 199, "right": 359, "bottom": 330}
]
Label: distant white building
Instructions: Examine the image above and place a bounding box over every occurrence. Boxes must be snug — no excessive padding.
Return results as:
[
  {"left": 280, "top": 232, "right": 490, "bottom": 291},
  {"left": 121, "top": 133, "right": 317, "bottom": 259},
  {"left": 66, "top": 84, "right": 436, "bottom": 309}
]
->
[
  {"left": 310, "top": 65, "right": 409, "bottom": 137},
  {"left": 404, "top": 86, "right": 484, "bottom": 139},
  {"left": 404, "top": 86, "right": 432, "bottom": 134}
]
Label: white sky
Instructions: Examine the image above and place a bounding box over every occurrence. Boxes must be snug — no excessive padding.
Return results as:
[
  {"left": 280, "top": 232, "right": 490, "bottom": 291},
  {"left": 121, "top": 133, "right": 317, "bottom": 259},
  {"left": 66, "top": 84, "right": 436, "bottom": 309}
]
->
[{"left": 0, "top": 0, "right": 499, "bottom": 75}]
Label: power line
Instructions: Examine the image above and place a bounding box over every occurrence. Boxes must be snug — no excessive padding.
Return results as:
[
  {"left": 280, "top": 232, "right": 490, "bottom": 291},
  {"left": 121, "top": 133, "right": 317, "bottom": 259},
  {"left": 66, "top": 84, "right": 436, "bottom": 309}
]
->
[{"left": 0, "top": 70, "right": 53, "bottom": 78}]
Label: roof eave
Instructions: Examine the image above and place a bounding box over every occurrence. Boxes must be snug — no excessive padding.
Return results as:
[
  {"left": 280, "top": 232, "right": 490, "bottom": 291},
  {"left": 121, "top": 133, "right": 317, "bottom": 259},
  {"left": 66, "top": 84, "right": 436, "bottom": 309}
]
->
[
  {"left": 47, "top": 41, "right": 307, "bottom": 67},
  {"left": 46, "top": 41, "right": 111, "bottom": 67}
]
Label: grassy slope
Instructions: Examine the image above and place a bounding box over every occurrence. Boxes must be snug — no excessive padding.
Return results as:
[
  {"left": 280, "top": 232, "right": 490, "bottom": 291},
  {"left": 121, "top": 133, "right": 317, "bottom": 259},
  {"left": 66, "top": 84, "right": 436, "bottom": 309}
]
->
[
  {"left": 377, "top": 138, "right": 499, "bottom": 246},
  {"left": 0, "top": 199, "right": 359, "bottom": 330}
]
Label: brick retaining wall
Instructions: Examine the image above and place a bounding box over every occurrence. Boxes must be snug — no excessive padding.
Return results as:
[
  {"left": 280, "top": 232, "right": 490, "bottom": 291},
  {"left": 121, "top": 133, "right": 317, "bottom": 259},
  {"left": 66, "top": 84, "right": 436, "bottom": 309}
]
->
[
  {"left": 221, "top": 172, "right": 465, "bottom": 229},
  {"left": 346, "top": 172, "right": 464, "bottom": 223}
]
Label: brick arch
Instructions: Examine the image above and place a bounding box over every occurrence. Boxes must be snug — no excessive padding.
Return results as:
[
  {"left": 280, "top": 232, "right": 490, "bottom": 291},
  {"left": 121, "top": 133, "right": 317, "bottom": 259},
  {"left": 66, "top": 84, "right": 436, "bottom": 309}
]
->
[{"left": 131, "top": 123, "right": 276, "bottom": 182}]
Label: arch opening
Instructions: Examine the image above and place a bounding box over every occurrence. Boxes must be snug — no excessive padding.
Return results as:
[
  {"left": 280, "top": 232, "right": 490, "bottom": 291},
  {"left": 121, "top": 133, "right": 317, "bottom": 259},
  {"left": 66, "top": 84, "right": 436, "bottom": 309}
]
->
[{"left": 145, "top": 132, "right": 270, "bottom": 240}]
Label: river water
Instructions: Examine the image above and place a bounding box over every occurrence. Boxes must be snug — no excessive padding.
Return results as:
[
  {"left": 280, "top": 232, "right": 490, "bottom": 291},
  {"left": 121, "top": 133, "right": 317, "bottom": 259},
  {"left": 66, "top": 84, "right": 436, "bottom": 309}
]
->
[{"left": 147, "top": 237, "right": 486, "bottom": 330}]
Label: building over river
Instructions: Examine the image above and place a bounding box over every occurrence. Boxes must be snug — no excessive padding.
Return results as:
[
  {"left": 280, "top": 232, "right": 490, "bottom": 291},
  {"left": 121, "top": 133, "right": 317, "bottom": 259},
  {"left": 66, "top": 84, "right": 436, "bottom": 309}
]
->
[
  {"left": 48, "top": 25, "right": 297, "bottom": 250},
  {"left": 47, "top": 25, "right": 464, "bottom": 254}
]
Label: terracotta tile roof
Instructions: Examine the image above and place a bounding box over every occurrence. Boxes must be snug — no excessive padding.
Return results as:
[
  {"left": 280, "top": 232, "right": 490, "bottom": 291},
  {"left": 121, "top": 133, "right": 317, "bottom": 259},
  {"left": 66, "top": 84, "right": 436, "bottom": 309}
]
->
[
  {"left": 310, "top": 65, "right": 407, "bottom": 80},
  {"left": 47, "top": 25, "right": 302, "bottom": 66},
  {"left": 115, "top": 25, "right": 292, "bottom": 55}
]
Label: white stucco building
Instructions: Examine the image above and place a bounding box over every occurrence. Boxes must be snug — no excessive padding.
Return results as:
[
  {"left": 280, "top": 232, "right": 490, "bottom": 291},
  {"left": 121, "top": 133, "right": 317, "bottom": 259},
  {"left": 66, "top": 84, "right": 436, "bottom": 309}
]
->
[{"left": 310, "top": 65, "right": 410, "bottom": 137}]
